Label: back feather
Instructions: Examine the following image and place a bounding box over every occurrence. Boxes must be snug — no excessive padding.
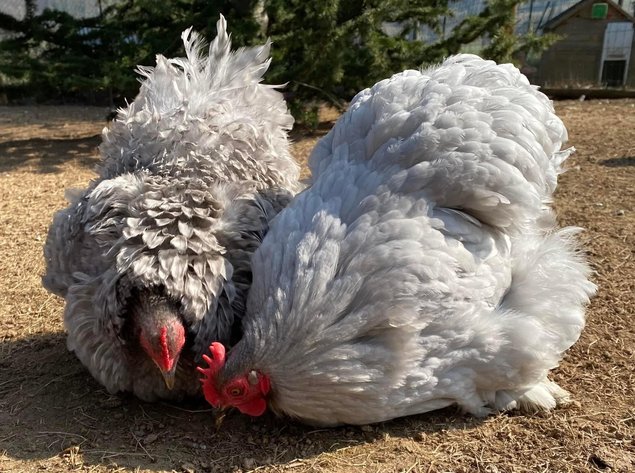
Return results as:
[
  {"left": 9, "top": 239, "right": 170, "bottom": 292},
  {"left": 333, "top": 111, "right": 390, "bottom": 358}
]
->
[{"left": 310, "top": 54, "right": 569, "bottom": 233}]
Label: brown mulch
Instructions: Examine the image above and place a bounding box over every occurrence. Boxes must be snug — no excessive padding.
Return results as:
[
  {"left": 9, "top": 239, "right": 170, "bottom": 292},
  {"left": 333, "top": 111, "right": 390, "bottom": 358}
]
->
[{"left": 0, "top": 101, "right": 633, "bottom": 473}]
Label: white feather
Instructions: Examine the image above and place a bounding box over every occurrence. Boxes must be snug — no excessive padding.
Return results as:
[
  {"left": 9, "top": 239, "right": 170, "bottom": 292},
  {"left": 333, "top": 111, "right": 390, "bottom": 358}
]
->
[{"left": 228, "top": 54, "right": 596, "bottom": 426}]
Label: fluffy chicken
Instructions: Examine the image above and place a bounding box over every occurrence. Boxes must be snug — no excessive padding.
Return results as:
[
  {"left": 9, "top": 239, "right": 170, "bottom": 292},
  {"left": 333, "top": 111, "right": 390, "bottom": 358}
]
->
[
  {"left": 42, "top": 16, "right": 299, "bottom": 401},
  {"left": 199, "top": 54, "right": 596, "bottom": 426}
]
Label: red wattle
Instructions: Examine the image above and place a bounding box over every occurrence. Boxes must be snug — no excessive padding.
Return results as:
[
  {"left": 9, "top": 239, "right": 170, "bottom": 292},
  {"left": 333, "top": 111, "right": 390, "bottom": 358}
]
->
[{"left": 236, "top": 397, "right": 267, "bottom": 417}]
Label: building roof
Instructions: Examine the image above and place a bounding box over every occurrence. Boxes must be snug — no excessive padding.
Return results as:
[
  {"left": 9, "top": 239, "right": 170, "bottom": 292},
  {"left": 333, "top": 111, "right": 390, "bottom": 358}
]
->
[{"left": 542, "top": 0, "right": 635, "bottom": 30}]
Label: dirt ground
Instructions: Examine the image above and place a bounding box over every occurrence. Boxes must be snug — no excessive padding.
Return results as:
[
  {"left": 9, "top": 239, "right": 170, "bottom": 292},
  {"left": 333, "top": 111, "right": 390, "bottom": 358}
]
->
[{"left": 0, "top": 101, "right": 633, "bottom": 473}]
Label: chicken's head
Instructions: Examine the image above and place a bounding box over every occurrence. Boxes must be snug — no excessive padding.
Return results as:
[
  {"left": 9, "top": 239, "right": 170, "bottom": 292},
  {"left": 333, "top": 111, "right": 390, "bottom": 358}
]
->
[
  {"left": 134, "top": 292, "right": 186, "bottom": 390},
  {"left": 197, "top": 342, "right": 271, "bottom": 416}
]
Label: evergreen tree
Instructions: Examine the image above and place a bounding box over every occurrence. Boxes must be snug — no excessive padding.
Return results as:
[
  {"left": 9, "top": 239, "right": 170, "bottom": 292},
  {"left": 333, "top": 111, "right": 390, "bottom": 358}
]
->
[
  {"left": 265, "top": 0, "right": 453, "bottom": 121},
  {"left": 0, "top": 0, "right": 558, "bottom": 118},
  {"left": 0, "top": 0, "right": 263, "bottom": 103},
  {"left": 264, "top": 0, "right": 558, "bottom": 122},
  {"left": 479, "top": 0, "right": 558, "bottom": 63}
]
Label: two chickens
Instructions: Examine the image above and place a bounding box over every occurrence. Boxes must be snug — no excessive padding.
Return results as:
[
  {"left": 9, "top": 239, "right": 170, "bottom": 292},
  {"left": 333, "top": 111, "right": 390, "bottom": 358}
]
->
[{"left": 44, "top": 19, "right": 595, "bottom": 426}]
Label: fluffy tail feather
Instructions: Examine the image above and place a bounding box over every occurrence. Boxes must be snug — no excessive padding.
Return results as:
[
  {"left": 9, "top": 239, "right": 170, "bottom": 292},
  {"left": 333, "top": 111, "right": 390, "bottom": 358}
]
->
[
  {"left": 98, "top": 16, "right": 298, "bottom": 187},
  {"left": 171, "top": 17, "right": 273, "bottom": 95},
  {"left": 130, "top": 15, "right": 276, "bottom": 119},
  {"left": 483, "top": 228, "right": 596, "bottom": 411}
]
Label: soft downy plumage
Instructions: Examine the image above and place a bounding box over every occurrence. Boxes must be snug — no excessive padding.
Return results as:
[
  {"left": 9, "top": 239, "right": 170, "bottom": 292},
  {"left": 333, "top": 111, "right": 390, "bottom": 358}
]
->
[
  {"left": 199, "top": 54, "right": 596, "bottom": 426},
  {"left": 43, "top": 16, "right": 299, "bottom": 401}
]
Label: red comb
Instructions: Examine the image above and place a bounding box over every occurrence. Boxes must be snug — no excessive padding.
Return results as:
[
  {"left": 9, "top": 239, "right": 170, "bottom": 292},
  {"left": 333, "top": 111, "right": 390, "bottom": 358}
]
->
[
  {"left": 158, "top": 327, "right": 172, "bottom": 371},
  {"left": 198, "top": 342, "right": 227, "bottom": 407},
  {"left": 210, "top": 342, "right": 226, "bottom": 365}
]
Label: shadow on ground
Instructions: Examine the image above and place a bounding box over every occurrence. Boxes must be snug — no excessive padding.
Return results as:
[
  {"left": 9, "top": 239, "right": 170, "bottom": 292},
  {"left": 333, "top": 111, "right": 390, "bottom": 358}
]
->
[
  {"left": 0, "top": 333, "right": 483, "bottom": 472},
  {"left": 0, "top": 136, "right": 100, "bottom": 174},
  {"left": 600, "top": 156, "right": 635, "bottom": 167}
]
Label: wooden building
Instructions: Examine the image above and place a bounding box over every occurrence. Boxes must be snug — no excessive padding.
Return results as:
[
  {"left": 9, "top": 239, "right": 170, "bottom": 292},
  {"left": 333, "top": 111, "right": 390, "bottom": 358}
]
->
[{"left": 536, "top": 0, "right": 635, "bottom": 88}]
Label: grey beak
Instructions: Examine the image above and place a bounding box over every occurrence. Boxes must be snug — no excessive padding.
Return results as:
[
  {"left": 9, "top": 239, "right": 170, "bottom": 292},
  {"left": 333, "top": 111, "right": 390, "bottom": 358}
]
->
[{"left": 160, "top": 364, "right": 178, "bottom": 390}]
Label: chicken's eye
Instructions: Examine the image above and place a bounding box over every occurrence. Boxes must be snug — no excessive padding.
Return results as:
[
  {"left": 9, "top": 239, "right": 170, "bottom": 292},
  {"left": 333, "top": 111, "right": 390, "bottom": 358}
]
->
[{"left": 229, "top": 386, "right": 244, "bottom": 397}]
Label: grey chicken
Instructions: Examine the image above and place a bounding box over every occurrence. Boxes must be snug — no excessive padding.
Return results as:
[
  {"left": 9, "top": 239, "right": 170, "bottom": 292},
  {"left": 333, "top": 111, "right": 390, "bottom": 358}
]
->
[{"left": 43, "top": 16, "right": 299, "bottom": 401}]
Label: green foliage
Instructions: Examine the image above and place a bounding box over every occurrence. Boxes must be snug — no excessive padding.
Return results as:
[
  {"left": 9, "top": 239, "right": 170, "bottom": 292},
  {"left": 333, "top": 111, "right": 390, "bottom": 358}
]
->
[
  {"left": 0, "top": 0, "right": 559, "bottom": 118},
  {"left": 0, "top": 0, "right": 263, "bottom": 103},
  {"left": 1, "top": 9, "right": 101, "bottom": 99},
  {"left": 265, "top": 0, "right": 454, "bottom": 112},
  {"left": 479, "top": 0, "right": 559, "bottom": 64}
]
